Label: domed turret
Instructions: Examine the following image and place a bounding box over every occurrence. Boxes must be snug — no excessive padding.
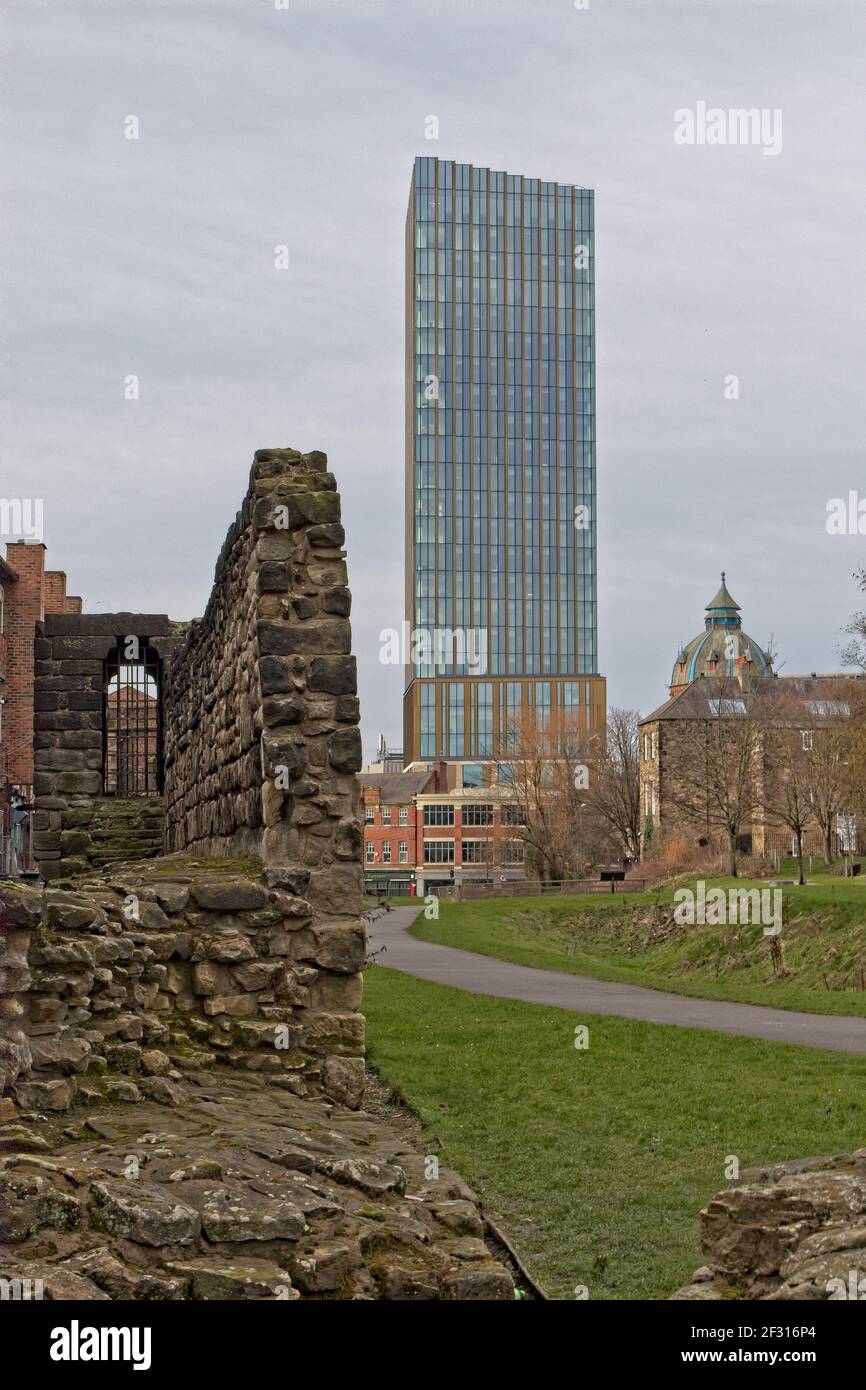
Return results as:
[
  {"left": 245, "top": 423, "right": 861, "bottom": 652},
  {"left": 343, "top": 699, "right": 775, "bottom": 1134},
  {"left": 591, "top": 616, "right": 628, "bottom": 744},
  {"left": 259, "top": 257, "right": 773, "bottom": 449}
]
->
[{"left": 670, "top": 573, "right": 772, "bottom": 695}]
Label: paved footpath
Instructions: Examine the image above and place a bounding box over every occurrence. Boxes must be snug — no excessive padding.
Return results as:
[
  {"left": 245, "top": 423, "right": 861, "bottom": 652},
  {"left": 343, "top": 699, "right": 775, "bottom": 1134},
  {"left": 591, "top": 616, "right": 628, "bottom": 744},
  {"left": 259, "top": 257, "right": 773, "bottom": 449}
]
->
[{"left": 366, "top": 906, "right": 866, "bottom": 1056}]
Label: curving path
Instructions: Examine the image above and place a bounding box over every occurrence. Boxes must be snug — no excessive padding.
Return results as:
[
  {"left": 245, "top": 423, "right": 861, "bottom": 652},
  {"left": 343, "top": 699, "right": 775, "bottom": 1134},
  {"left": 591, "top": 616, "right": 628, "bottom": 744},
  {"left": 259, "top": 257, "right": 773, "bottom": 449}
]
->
[{"left": 365, "top": 906, "right": 866, "bottom": 1056}]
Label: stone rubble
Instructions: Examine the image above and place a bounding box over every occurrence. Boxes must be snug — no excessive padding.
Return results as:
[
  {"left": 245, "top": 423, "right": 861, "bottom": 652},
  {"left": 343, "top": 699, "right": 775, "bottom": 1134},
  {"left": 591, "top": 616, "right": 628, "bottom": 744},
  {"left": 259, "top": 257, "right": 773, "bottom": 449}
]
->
[
  {"left": 671, "top": 1150, "right": 866, "bottom": 1300},
  {"left": 1, "top": 859, "right": 365, "bottom": 1111},
  {"left": 0, "top": 1069, "right": 515, "bottom": 1301}
]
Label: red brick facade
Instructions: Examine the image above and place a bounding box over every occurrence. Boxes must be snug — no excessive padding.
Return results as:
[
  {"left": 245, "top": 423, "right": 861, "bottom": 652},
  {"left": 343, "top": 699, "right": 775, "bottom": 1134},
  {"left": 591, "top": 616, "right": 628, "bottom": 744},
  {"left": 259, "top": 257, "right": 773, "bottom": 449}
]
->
[
  {"left": 0, "top": 543, "right": 81, "bottom": 872},
  {"left": 362, "top": 787, "right": 421, "bottom": 879},
  {"left": 360, "top": 761, "right": 527, "bottom": 895}
]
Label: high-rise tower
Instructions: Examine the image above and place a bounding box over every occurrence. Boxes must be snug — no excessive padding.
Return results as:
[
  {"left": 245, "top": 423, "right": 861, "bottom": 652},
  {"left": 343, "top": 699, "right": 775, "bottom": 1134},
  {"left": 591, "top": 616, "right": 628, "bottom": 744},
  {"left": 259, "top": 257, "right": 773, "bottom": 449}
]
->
[{"left": 403, "top": 156, "right": 606, "bottom": 772}]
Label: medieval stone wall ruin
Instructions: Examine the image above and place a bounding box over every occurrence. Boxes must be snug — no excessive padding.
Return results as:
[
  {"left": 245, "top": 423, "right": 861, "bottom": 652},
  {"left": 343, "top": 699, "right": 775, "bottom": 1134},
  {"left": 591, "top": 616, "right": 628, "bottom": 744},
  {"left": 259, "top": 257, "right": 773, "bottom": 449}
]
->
[
  {"left": 163, "top": 447, "right": 362, "bottom": 868},
  {"left": 33, "top": 613, "right": 175, "bottom": 880},
  {"left": 0, "top": 447, "right": 521, "bottom": 1301},
  {"left": 0, "top": 858, "right": 365, "bottom": 1112},
  {"left": 6, "top": 448, "right": 367, "bottom": 1114}
]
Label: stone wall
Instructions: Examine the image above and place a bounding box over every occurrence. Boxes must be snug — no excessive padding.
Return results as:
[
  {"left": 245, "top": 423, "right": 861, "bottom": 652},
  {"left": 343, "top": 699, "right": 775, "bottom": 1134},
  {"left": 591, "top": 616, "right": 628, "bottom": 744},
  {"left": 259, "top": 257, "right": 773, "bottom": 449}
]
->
[
  {"left": 163, "top": 447, "right": 362, "bottom": 871},
  {"left": 12, "top": 447, "right": 366, "bottom": 1111},
  {"left": 16, "top": 447, "right": 366, "bottom": 1114},
  {"left": 0, "top": 857, "right": 365, "bottom": 1112},
  {"left": 33, "top": 613, "right": 176, "bottom": 881}
]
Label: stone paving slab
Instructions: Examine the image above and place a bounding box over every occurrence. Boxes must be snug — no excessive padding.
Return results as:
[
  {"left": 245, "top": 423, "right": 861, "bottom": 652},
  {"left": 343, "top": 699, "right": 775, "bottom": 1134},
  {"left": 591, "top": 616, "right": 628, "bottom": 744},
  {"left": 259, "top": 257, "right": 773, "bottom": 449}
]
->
[{"left": 0, "top": 1069, "right": 514, "bottom": 1301}]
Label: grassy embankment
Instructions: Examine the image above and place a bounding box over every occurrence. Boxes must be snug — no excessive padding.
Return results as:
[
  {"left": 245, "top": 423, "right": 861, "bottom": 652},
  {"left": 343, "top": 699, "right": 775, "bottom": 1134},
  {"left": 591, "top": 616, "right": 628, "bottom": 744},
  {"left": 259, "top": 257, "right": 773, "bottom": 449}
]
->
[{"left": 408, "top": 866, "right": 866, "bottom": 1017}]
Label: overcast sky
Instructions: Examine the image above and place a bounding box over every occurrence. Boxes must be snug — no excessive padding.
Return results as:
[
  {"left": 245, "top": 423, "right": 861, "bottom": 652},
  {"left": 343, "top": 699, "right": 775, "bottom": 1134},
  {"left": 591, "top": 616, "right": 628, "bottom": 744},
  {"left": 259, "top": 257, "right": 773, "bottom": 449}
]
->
[{"left": 4, "top": 0, "right": 866, "bottom": 757}]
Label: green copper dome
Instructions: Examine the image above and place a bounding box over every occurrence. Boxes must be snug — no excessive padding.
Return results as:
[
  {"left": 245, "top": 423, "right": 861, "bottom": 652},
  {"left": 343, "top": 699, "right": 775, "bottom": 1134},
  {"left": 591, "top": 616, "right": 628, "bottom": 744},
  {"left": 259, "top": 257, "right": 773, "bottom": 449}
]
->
[{"left": 671, "top": 573, "right": 772, "bottom": 692}]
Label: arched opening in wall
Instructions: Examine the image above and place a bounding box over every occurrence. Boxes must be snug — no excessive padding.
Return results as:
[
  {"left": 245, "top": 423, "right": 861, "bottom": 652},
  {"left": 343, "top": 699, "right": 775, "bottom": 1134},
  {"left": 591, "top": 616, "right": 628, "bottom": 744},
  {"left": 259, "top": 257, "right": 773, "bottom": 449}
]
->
[{"left": 103, "top": 638, "right": 163, "bottom": 796}]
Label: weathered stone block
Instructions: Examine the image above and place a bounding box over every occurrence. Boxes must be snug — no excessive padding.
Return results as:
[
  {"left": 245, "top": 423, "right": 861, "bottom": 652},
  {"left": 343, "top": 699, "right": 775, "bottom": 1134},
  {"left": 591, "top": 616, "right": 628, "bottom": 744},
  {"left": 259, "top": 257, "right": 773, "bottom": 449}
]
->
[
  {"left": 13, "top": 1077, "right": 77, "bottom": 1111},
  {"left": 89, "top": 1181, "right": 200, "bottom": 1247},
  {"left": 257, "top": 561, "right": 291, "bottom": 592},
  {"left": 202, "top": 994, "right": 258, "bottom": 1018},
  {"left": 293, "top": 921, "right": 365, "bottom": 974},
  {"left": 308, "top": 523, "right": 345, "bottom": 547},
  {"left": 321, "top": 586, "right": 351, "bottom": 616},
  {"left": 191, "top": 881, "right": 268, "bottom": 912},
  {"left": 56, "top": 771, "right": 103, "bottom": 796},
  {"left": 262, "top": 694, "right": 304, "bottom": 726},
  {"left": 258, "top": 655, "right": 292, "bottom": 695},
  {"left": 0, "top": 1172, "right": 81, "bottom": 1240},
  {"left": 307, "top": 656, "right": 356, "bottom": 695},
  {"left": 327, "top": 727, "right": 362, "bottom": 773},
  {"left": 257, "top": 620, "right": 350, "bottom": 657},
  {"left": 308, "top": 866, "right": 362, "bottom": 918},
  {"left": 199, "top": 1186, "right": 305, "bottom": 1242}
]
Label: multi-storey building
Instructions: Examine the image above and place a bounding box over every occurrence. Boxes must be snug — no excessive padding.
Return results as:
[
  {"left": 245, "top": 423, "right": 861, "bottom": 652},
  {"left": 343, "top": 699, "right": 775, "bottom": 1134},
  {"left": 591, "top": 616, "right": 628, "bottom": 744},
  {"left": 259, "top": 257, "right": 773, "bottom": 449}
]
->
[
  {"left": 640, "top": 577, "right": 864, "bottom": 860},
  {"left": 402, "top": 156, "right": 606, "bottom": 772},
  {"left": 413, "top": 780, "right": 527, "bottom": 895},
  {"left": 0, "top": 542, "right": 81, "bottom": 874},
  {"left": 360, "top": 761, "right": 527, "bottom": 896},
  {"left": 360, "top": 768, "right": 431, "bottom": 895}
]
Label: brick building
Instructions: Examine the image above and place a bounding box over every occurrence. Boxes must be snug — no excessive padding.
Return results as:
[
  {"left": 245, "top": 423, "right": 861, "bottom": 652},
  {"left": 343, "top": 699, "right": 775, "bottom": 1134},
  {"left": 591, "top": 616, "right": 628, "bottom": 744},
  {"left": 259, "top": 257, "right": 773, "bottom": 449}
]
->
[
  {"left": 360, "top": 760, "right": 527, "bottom": 896},
  {"left": 0, "top": 542, "right": 81, "bottom": 874},
  {"left": 640, "top": 576, "right": 865, "bottom": 861},
  {"left": 360, "top": 768, "right": 433, "bottom": 895}
]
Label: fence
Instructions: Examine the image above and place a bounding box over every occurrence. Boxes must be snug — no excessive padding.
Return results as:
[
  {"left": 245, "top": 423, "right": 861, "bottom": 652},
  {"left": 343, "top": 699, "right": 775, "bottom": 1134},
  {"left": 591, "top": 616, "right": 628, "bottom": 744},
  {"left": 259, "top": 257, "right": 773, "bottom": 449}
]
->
[
  {"left": 363, "top": 878, "right": 415, "bottom": 899},
  {"left": 456, "top": 877, "right": 647, "bottom": 902}
]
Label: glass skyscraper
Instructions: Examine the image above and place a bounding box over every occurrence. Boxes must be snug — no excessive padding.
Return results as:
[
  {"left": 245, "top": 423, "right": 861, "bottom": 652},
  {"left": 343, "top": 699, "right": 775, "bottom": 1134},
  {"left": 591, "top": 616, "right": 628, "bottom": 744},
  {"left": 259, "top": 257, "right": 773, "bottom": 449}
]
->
[{"left": 403, "top": 156, "right": 606, "bottom": 767}]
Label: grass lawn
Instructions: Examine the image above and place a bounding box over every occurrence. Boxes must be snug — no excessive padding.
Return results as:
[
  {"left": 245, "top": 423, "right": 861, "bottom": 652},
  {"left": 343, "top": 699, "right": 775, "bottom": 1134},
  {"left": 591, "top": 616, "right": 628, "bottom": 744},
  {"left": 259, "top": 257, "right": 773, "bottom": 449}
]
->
[
  {"left": 364, "top": 964, "right": 866, "bottom": 1300},
  {"left": 409, "top": 877, "right": 866, "bottom": 1016}
]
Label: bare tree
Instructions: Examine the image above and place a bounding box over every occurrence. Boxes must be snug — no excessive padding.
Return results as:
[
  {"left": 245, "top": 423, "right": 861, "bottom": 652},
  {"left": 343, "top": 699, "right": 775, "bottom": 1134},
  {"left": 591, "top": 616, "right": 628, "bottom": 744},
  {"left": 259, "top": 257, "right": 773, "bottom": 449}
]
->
[
  {"left": 763, "top": 633, "right": 784, "bottom": 675},
  {"left": 802, "top": 684, "right": 859, "bottom": 866},
  {"left": 762, "top": 691, "right": 818, "bottom": 884},
  {"left": 841, "top": 705, "right": 866, "bottom": 863},
  {"left": 663, "top": 678, "right": 768, "bottom": 877},
  {"left": 497, "top": 708, "right": 601, "bottom": 882},
  {"left": 586, "top": 707, "right": 642, "bottom": 862},
  {"left": 841, "top": 566, "right": 866, "bottom": 672}
]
